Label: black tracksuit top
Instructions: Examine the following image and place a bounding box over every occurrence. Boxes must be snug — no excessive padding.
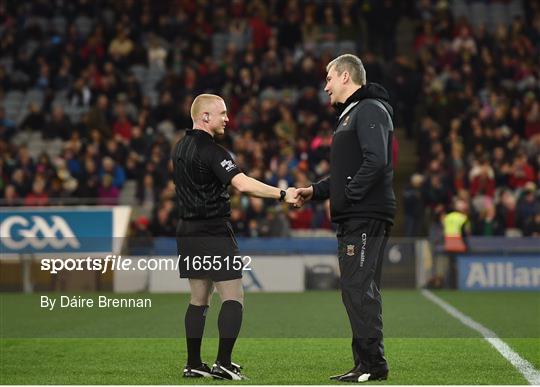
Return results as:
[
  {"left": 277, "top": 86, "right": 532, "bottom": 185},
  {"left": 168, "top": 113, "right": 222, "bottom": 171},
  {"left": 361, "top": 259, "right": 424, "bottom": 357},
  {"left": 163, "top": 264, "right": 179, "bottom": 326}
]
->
[{"left": 312, "top": 83, "right": 396, "bottom": 224}]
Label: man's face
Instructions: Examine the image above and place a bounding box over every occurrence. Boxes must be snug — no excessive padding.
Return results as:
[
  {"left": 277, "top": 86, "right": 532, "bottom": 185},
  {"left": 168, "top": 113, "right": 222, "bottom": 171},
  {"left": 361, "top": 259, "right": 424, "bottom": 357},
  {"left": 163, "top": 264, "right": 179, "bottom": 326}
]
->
[
  {"left": 324, "top": 66, "right": 345, "bottom": 105},
  {"left": 208, "top": 99, "right": 229, "bottom": 136}
]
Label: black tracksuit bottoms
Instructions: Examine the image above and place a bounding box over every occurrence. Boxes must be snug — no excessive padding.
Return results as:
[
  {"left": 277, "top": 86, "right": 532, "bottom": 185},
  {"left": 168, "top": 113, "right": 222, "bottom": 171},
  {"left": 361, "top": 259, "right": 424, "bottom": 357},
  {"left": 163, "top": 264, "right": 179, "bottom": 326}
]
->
[{"left": 336, "top": 218, "right": 391, "bottom": 372}]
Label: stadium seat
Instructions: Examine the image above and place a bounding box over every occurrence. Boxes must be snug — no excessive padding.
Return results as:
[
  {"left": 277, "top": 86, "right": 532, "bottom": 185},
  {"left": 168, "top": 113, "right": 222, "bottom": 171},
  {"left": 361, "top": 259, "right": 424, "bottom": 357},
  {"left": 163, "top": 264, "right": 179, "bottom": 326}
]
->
[
  {"left": 119, "top": 180, "right": 137, "bottom": 205},
  {"left": 74, "top": 16, "right": 93, "bottom": 38},
  {"left": 470, "top": 2, "right": 488, "bottom": 30},
  {"left": 488, "top": 2, "right": 507, "bottom": 33},
  {"left": 450, "top": 0, "right": 469, "bottom": 21},
  {"left": 52, "top": 16, "right": 67, "bottom": 35}
]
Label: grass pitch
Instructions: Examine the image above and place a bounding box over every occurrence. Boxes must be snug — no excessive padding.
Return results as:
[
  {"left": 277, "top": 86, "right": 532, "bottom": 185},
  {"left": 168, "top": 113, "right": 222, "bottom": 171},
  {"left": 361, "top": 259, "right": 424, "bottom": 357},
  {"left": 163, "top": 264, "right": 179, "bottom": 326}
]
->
[{"left": 1, "top": 291, "right": 539, "bottom": 384}]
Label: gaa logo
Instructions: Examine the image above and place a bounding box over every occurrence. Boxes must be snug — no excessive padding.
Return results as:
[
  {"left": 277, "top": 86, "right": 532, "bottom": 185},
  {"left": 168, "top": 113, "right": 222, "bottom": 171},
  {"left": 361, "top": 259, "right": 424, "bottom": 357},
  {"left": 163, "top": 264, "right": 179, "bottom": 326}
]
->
[{"left": 0, "top": 215, "right": 80, "bottom": 250}]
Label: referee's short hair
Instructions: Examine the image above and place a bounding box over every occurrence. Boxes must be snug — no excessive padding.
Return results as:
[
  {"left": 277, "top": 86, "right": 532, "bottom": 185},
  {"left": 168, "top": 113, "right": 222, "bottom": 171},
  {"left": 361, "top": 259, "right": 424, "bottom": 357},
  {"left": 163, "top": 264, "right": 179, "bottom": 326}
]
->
[
  {"left": 191, "top": 94, "right": 223, "bottom": 121},
  {"left": 326, "top": 54, "right": 366, "bottom": 86}
]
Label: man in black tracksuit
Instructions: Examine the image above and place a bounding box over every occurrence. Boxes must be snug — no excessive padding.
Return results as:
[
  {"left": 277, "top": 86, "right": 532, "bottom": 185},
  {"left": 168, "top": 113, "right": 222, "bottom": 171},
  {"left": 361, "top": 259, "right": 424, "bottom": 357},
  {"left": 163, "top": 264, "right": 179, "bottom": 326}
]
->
[{"left": 297, "top": 54, "right": 396, "bottom": 383}]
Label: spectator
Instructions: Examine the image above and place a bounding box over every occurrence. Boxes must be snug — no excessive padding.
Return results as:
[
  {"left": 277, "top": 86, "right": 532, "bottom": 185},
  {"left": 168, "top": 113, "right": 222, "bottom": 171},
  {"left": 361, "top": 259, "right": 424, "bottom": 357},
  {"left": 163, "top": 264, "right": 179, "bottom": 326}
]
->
[
  {"left": 137, "top": 173, "right": 158, "bottom": 215},
  {"left": 147, "top": 34, "right": 167, "bottom": 70},
  {"left": 245, "top": 197, "right": 267, "bottom": 237},
  {"left": 274, "top": 105, "right": 297, "bottom": 144},
  {"left": 403, "top": 173, "right": 425, "bottom": 237},
  {"left": 20, "top": 103, "right": 45, "bottom": 132},
  {"left": 472, "top": 201, "right": 504, "bottom": 236},
  {"left": 0, "top": 107, "right": 16, "bottom": 140},
  {"left": 496, "top": 190, "right": 518, "bottom": 234},
  {"left": 149, "top": 202, "right": 175, "bottom": 236},
  {"left": 3, "top": 185, "right": 20, "bottom": 206},
  {"left": 0, "top": 0, "right": 536, "bottom": 238},
  {"left": 11, "top": 169, "right": 31, "bottom": 198},
  {"left": 508, "top": 153, "right": 535, "bottom": 189},
  {"left": 86, "top": 95, "right": 111, "bottom": 138},
  {"left": 112, "top": 103, "right": 133, "bottom": 141},
  {"left": 109, "top": 28, "right": 134, "bottom": 63},
  {"left": 100, "top": 156, "right": 126, "bottom": 189},
  {"left": 248, "top": 2, "right": 271, "bottom": 52},
  {"left": 524, "top": 92, "right": 540, "bottom": 138},
  {"left": 124, "top": 151, "right": 144, "bottom": 180},
  {"left": 35, "top": 153, "right": 56, "bottom": 182},
  {"left": 425, "top": 173, "right": 449, "bottom": 209},
  {"left": 62, "top": 145, "right": 82, "bottom": 179},
  {"left": 16, "top": 146, "right": 35, "bottom": 177},
  {"left": 231, "top": 207, "right": 249, "bottom": 237},
  {"left": 523, "top": 212, "right": 540, "bottom": 237},
  {"left": 469, "top": 162, "right": 496, "bottom": 198},
  {"left": 76, "top": 158, "right": 99, "bottom": 199},
  {"left": 128, "top": 216, "right": 153, "bottom": 255},
  {"left": 104, "top": 138, "right": 128, "bottom": 165},
  {"left": 153, "top": 91, "right": 175, "bottom": 123},
  {"left": 288, "top": 203, "right": 313, "bottom": 230},
  {"left": 516, "top": 182, "right": 539, "bottom": 231},
  {"left": 68, "top": 78, "right": 92, "bottom": 108},
  {"left": 97, "top": 174, "right": 119, "bottom": 205},
  {"left": 277, "top": 6, "right": 302, "bottom": 51},
  {"left": 44, "top": 105, "right": 72, "bottom": 140},
  {"left": 24, "top": 178, "right": 49, "bottom": 206}
]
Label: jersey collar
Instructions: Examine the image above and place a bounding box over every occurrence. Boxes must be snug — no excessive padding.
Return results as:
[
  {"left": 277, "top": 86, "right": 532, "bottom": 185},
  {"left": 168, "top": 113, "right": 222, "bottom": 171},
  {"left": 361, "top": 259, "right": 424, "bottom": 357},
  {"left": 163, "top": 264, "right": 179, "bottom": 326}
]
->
[{"left": 189, "top": 128, "right": 214, "bottom": 140}]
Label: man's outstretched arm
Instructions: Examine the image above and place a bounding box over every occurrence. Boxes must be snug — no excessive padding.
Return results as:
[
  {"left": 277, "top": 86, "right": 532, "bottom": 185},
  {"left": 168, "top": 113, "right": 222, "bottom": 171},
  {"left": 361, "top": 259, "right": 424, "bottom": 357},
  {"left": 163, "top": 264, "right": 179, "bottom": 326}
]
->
[{"left": 231, "top": 173, "right": 301, "bottom": 205}]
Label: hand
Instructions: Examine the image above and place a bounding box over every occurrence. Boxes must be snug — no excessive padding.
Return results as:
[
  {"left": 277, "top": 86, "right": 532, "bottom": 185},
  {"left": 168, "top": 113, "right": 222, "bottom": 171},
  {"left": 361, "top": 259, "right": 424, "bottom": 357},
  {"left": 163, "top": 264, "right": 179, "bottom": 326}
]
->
[
  {"left": 285, "top": 187, "right": 304, "bottom": 207},
  {"left": 296, "top": 186, "right": 313, "bottom": 202}
]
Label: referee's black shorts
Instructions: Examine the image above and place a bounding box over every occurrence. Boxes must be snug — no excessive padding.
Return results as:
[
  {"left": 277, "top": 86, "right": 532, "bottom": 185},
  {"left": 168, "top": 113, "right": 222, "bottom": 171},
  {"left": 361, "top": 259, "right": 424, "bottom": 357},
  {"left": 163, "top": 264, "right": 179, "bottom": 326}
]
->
[{"left": 176, "top": 217, "right": 243, "bottom": 282}]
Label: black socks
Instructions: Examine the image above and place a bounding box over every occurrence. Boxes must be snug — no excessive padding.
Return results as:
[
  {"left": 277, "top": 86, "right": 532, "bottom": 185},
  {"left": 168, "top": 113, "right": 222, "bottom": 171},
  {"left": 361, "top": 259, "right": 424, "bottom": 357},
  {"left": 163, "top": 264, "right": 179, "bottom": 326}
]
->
[
  {"left": 184, "top": 300, "right": 243, "bottom": 368},
  {"left": 216, "top": 300, "right": 243, "bottom": 367},
  {"left": 185, "top": 304, "right": 208, "bottom": 367}
]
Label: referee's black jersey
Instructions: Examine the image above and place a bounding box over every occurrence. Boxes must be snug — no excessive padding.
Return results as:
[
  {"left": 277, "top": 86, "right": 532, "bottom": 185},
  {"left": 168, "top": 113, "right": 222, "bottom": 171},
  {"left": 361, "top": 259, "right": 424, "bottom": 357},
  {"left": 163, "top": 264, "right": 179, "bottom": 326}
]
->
[{"left": 172, "top": 129, "right": 241, "bottom": 220}]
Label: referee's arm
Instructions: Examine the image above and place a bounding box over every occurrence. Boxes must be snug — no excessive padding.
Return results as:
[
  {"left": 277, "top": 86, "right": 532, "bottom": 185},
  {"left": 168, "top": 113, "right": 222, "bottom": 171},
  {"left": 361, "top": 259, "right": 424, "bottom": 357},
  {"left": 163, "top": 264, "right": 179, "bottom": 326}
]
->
[
  {"left": 231, "top": 173, "right": 295, "bottom": 202},
  {"left": 209, "top": 144, "right": 299, "bottom": 204}
]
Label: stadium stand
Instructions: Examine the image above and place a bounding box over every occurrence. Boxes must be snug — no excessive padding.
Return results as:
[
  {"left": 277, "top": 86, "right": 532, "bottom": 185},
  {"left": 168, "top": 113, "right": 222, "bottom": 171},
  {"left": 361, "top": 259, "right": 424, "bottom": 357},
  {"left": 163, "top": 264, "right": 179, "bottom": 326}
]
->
[{"left": 1, "top": 0, "right": 538, "bottom": 238}]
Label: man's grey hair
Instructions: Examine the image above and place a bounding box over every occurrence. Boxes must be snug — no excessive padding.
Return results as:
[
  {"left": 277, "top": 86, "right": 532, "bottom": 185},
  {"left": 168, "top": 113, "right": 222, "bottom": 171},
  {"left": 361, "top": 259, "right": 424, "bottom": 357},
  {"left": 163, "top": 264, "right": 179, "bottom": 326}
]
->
[{"left": 326, "top": 54, "right": 366, "bottom": 86}]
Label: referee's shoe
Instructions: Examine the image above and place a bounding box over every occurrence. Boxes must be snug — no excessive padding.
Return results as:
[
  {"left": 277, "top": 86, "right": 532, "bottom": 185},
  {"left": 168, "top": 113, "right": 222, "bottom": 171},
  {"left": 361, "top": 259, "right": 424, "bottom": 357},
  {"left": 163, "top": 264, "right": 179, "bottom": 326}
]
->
[
  {"left": 330, "top": 365, "right": 388, "bottom": 383},
  {"left": 211, "top": 361, "right": 247, "bottom": 380},
  {"left": 183, "top": 363, "right": 212, "bottom": 378}
]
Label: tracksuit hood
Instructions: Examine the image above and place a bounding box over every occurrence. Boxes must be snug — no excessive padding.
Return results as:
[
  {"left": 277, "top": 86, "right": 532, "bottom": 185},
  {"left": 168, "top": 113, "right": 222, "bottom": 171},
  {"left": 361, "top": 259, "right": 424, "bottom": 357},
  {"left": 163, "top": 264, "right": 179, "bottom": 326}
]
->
[{"left": 334, "top": 82, "right": 393, "bottom": 118}]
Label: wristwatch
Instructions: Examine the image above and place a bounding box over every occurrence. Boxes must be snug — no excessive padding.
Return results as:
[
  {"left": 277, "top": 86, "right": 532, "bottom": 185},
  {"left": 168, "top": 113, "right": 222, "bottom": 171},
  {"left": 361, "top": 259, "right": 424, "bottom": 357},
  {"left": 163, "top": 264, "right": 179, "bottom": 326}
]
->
[{"left": 279, "top": 190, "right": 286, "bottom": 202}]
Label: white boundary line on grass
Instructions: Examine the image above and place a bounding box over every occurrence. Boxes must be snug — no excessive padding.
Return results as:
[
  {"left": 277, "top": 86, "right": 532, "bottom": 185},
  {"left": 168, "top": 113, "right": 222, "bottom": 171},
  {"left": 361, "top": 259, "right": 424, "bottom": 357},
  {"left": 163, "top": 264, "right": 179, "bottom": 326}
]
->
[{"left": 421, "top": 289, "right": 540, "bottom": 385}]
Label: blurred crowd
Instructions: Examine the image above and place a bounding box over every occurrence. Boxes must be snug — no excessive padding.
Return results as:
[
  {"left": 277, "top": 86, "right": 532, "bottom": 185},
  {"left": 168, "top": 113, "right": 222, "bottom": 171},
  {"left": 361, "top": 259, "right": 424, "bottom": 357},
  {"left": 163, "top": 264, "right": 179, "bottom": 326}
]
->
[
  {"left": 403, "top": 0, "right": 540, "bottom": 237},
  {"left": 1, "top": 0, "right": 539, "bottom": 238}
]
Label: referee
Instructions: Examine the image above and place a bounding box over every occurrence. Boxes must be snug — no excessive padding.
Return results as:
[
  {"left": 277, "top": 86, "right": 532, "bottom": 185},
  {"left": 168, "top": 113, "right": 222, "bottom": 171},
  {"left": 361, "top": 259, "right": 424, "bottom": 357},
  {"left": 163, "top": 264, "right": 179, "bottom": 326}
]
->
[
  {"left": 173, "top": 94, "right": 299, "bottom": 380},
  {"left": 297, "top": 54, "right": 396, "bottom": 382}
]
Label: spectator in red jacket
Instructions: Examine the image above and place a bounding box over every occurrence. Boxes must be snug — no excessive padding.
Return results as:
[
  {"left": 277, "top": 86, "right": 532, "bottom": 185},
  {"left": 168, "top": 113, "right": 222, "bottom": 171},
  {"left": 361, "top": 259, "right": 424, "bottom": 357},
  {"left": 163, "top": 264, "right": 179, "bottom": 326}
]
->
[
  {"left": 24, "top": 178, "right": 49, "bottom": 206},
  {"left": 508, "top": 153, "right": 535, "bottom": 189},
  {"left": 469, "top": 162, "right": 496, "bottom": 198},
  {"left": 112, "top": 104, "right": 133, "bottom": 142}
]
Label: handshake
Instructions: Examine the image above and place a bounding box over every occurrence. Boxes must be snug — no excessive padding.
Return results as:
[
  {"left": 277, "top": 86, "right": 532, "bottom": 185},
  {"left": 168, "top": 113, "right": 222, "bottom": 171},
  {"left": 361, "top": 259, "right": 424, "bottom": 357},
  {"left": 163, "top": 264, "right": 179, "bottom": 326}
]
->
[{"left": 283, "top": 186, "right": 314, "bottom": 208}]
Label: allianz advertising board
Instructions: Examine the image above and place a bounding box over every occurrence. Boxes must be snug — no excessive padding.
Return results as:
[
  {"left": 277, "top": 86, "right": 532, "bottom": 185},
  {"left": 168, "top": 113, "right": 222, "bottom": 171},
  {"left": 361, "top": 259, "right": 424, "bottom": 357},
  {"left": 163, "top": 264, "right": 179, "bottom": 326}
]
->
[
  {"left": 458, "top": 255, "right": 540, "bottom": 291},
  {"left": 1, "top": 209, "right": 113, "bottom": 254}
]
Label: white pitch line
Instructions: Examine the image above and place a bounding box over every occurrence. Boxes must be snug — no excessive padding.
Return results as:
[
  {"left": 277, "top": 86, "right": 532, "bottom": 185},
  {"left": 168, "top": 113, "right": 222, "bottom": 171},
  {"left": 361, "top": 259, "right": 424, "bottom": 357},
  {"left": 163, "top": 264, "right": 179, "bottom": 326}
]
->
[{"left": 422, "top": 289, "right": 540, "bottom": 385}]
